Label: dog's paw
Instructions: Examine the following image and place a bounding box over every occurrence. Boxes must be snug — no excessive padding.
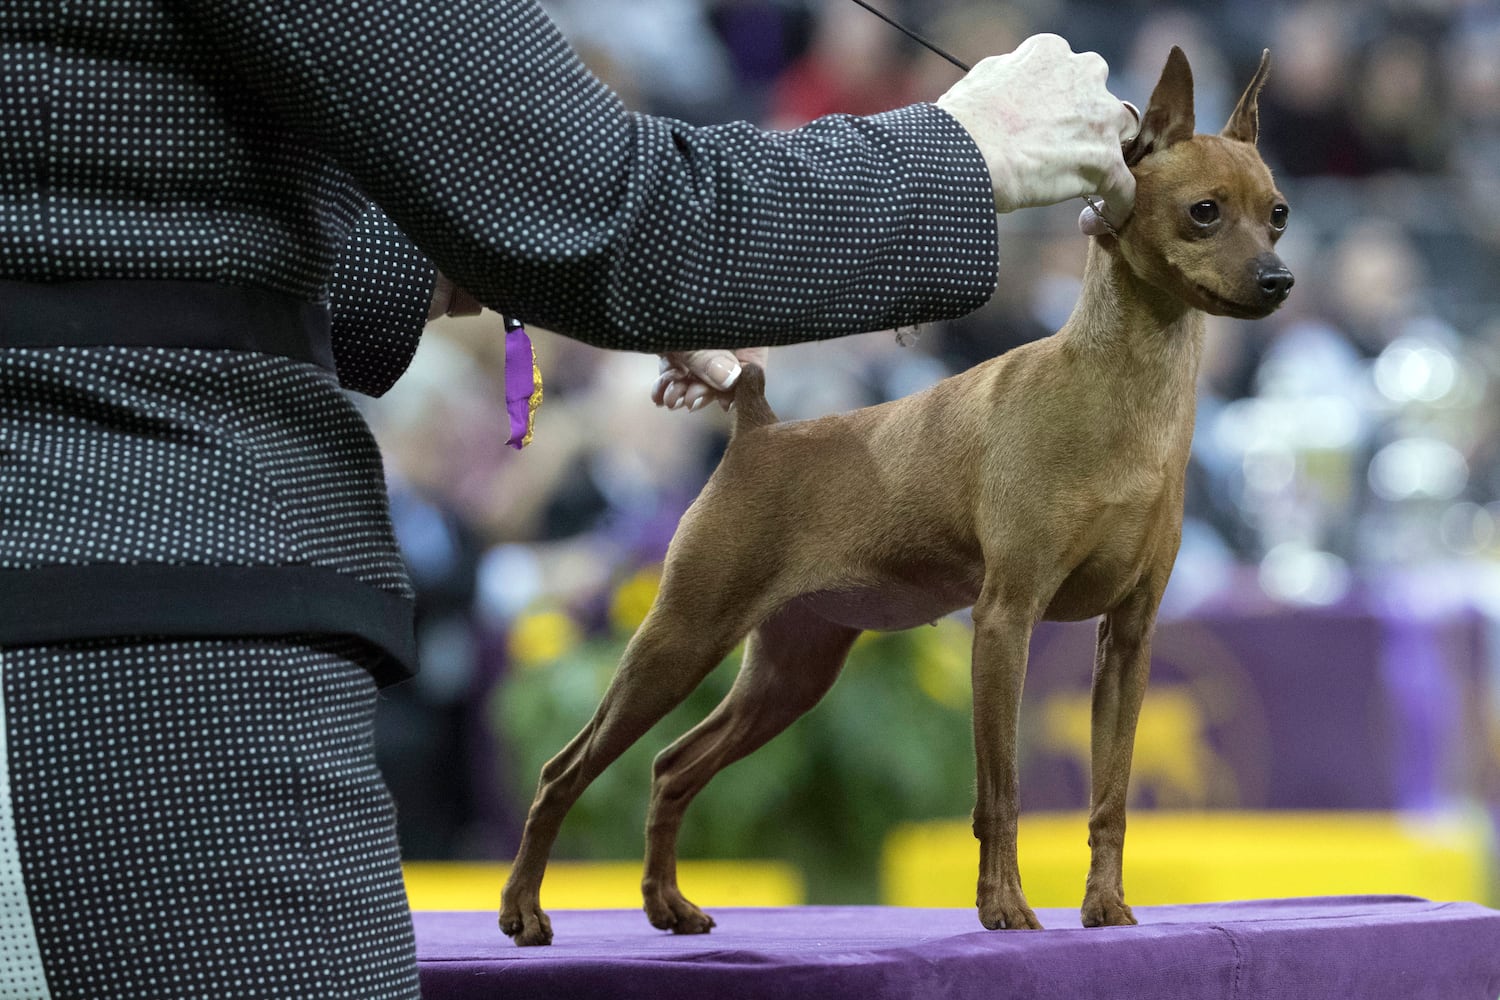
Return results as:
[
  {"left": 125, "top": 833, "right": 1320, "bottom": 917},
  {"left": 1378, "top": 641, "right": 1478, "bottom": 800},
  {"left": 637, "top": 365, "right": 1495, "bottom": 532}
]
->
[
  {"left": 978, "top": 895, "right": 1044, "bottom": 931},
  {"left": 499, "top": 895, "right": 554, "bottom": 947},
  {"left": 1080, "top": 894, "right": 1137, "bottom": 928},
  {"left": 666, "top": 907, "right": 717, "bottom": 936},
  {"left": 643, "top": 882, "right": 717, "bottom": 935}
]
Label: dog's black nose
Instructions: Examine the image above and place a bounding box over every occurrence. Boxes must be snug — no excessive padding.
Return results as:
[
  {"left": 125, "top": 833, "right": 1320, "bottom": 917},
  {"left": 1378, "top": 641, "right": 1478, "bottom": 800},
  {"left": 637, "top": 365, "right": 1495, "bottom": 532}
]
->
[{"left": 1258, "top": 265, "right": 1295, "bottom": 303}]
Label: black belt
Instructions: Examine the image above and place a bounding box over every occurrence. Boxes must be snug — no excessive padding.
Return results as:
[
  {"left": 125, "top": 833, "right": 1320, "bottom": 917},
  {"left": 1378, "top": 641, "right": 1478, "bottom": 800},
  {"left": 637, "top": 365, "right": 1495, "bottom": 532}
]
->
[{"left": 0, "top": 279, "right": 335, "bottom": 371}]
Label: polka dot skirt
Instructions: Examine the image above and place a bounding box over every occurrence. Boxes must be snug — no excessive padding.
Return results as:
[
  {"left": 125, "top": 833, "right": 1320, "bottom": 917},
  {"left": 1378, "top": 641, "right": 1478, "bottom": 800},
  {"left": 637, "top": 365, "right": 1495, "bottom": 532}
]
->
[{"left": 0, "top": 637, "right": 421, "bottom": 999}]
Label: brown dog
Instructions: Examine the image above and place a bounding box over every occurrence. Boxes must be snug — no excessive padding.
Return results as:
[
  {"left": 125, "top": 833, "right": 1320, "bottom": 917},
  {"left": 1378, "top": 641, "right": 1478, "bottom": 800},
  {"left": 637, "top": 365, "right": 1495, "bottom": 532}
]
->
[{"left": 500, "top": 46, "right": 1291, "bottom": 945}]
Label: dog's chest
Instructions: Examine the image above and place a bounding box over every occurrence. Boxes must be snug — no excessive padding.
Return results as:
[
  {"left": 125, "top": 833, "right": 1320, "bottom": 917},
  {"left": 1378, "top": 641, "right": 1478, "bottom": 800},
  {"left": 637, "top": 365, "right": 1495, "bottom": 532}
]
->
[{"left": 1042, "top": 473, "right": 1181, "bottom": 621}]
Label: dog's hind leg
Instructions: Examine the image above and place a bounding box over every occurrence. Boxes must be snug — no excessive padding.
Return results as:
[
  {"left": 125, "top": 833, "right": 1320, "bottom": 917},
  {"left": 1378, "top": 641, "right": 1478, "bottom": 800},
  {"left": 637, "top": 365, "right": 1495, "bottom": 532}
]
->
[
  {"left": 499, "top": 602, "right": 755, "bottom": 946},
  {"left": 641, "top": 601, "right": 859, "bottom": 934},
  {"left": 1081, "top": 580, "right": 1164, "bottom": 927}
]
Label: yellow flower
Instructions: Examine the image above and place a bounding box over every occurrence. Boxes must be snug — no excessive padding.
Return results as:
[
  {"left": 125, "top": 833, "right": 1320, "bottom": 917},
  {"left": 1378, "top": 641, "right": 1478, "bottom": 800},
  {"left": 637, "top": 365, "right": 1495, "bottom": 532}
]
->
[
  {"left": 508, "top": 609, "right": 583, "bottom": 670},
  {"left": 609, "top": 564, "right": 662, "bottom": 634}
]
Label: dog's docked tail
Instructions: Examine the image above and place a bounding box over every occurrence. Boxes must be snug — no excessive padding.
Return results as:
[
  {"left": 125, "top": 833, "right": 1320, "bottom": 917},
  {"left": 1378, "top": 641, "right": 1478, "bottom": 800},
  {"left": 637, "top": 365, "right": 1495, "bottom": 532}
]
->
[{"left": 731, "top": 363, "right": 777, "bottom": 437}]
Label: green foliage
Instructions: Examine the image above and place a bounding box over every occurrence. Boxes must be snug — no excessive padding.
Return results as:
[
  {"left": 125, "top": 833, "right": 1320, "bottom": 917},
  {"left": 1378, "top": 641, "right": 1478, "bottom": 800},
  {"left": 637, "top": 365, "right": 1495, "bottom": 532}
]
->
[{"left": 492, "top": 602, "right": 979, "bottom": 903}]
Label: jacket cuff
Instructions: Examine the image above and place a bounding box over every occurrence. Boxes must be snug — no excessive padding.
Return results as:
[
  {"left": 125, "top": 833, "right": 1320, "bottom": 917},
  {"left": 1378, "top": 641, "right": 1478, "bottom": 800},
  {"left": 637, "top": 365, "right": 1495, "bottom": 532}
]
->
[
  {"left": 861, "top": 101, "right": 1000, "bottom": 320},
  {"left": 328, "top": 205, "right": 434, "bottom": 397}
]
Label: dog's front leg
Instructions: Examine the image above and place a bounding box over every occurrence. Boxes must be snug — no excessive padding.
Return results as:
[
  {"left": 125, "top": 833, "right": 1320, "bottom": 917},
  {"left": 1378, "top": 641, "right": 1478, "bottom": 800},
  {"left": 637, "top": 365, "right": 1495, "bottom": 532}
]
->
[
  {"left": 1081, "top": 583, "right": 1163, "bottom": 927},
  {"left": 970, "top": 594, "right": 1042, "bottom": 930}
]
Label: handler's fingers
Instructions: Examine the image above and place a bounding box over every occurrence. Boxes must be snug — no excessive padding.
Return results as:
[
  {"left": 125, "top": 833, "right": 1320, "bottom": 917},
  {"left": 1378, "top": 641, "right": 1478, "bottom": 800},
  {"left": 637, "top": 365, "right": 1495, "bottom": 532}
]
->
[
  {"left": 651, "top": 361, "right": 687, "bottom": 407},
  {"left": 673, "top": 350, "right": 744, "bottom": 391},
  {"left": 1096, "top": 159, "right": 1136, "bottom": 228},
  {"left": 655, "top": 347, "right": 769, "bottom": 412},
  {"left": 664, "top": 377, "right": 692, "bottom": 410},
  {"left": 1100, "top": 99, "right": 1140, "bottom": 223},
  {"left": 653, "top": 361, "right": 722, "bottom": 411}
]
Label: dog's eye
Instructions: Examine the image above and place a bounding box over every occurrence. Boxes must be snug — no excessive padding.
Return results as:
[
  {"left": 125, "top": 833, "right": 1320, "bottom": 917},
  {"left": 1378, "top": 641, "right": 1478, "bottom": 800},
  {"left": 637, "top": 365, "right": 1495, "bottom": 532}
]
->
[
  {"left": 1270, "top": 203, "right": 1290, "bottom": 231},
  {"left": 1189, "top": 200, "right": 1219, "bottom": 226}
]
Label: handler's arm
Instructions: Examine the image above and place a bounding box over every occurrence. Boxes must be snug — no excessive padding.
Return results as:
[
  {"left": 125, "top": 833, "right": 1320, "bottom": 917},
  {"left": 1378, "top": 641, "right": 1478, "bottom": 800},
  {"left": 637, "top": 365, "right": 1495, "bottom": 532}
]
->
[{"left": 172, "top": 0, "right": 1001, "bottom": 353}]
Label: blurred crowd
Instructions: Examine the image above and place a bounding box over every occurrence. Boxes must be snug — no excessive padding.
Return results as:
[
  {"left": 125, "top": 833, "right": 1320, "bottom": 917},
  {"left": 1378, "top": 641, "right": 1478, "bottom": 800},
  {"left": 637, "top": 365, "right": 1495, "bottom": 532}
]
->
[{"left": 359, "top": 0, "right": 1500, "bottom": 858}]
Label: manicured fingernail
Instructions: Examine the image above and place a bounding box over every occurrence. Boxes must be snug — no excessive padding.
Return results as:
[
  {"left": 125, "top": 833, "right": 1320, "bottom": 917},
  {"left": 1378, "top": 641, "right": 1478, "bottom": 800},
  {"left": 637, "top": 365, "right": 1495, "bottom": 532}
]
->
[
  {"left": 706, "top": 357, "right": 741, "bottom": 390},
  {"left": 690, "top": 396, "right": 708, "bottom": 412}
]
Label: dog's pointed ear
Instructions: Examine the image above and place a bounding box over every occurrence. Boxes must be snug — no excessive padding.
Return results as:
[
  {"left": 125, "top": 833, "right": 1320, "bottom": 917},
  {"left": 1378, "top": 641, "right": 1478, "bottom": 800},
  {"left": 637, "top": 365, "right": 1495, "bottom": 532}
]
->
[
  {"left": 1123, "top": 46, "right": 1196, "bottom": 167},
  {"left": 1222, "top": 49, "right": 1270, "bottom": 144}
]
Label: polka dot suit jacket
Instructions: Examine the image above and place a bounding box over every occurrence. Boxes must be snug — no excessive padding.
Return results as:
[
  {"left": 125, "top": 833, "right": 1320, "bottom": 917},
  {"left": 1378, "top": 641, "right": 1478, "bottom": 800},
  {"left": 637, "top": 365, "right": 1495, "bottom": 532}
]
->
[{"left": 0, "top": 0, "right": 1000, "bottom": 683}]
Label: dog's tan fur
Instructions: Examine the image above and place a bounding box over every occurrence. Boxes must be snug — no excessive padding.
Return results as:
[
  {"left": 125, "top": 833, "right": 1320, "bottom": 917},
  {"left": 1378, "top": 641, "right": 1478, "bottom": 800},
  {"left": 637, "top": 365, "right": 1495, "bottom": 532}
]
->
[{"left": 500, "top": 46, "right": 1291, "bottom": 945}]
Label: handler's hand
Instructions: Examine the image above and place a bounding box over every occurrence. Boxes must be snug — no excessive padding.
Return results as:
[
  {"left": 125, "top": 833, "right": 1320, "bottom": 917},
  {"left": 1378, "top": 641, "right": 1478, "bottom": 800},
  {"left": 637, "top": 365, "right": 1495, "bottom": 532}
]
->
[
  {"left": 428, "top": 273, "right": 455, "bottom": 321},
  {"left": 428, "top": 272, "right": 485, "bottom": 320},
  {"left": 936, "top": 33, "right": 1138, "bottom": 223},
  {"left": 653, "top": 347, "right": 769, "bottom": 412}
]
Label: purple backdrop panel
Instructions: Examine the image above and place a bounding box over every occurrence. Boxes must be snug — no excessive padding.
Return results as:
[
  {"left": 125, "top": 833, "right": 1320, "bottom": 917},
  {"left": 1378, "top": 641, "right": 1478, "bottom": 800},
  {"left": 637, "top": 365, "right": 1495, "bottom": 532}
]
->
[
  {"left": 415, "top": 898, "right": 1500, "bottom": 1000},
  {"left": 1019, "top": 601, "right": 1484, "bottom": 813}
]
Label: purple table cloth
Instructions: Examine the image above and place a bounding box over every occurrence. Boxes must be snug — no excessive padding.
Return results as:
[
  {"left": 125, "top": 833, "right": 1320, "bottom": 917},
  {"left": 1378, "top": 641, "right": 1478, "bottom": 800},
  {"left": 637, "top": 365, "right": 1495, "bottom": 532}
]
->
[{"left": 415, "top": 897, "right": 1500, "bottom": 999}]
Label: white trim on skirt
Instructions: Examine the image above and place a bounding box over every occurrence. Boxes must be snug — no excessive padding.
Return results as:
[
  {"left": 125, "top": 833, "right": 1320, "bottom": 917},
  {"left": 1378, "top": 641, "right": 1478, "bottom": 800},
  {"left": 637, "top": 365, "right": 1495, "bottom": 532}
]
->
[{"left": 0, "top": 650, "right": 54, "bottom": 999}]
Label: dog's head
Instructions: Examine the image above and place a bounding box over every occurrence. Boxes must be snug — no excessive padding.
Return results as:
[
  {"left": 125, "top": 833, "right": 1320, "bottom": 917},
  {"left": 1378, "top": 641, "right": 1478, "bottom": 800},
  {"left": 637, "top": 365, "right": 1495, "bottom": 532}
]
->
[{"left": 1101, "top": 47, "right": 1293, "bottom": 319}]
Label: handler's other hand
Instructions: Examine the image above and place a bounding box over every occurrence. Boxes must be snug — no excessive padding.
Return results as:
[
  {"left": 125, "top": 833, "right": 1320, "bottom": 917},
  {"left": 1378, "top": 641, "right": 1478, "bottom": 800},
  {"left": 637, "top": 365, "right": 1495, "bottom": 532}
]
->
[
  {"left": 936, "top": 33, "right": 1138, "bottom": 224},
  {"left": 428, "top": 272, "right": 484, "bottom": 320},
  {"left": 653, "top": 347, "right": 769, "bottom": 412}
]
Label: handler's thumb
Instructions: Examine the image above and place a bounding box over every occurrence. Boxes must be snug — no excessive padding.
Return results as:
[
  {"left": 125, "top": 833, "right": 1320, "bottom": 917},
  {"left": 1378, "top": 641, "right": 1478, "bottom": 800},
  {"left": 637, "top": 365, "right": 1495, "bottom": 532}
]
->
[{"left": 676, "top": 350, "right": 743, "bottom": 391}]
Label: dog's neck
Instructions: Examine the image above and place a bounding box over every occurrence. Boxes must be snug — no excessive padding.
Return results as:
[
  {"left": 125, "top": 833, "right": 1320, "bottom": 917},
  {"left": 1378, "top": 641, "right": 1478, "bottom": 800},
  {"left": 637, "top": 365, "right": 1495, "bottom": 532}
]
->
[
  {"left": 1060, "top": 239, "right": 1205, "bottom": 389},
  {"left": 1046, "top": 238, "right": 1207, "bottom": 457}
]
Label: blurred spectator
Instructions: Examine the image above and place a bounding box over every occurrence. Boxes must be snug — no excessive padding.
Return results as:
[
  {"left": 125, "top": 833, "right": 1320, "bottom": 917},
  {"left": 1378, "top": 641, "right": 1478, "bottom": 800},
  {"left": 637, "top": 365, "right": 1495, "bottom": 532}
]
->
[
  {"left": 707, "top": 0, "right": 818, "bottom": 120},
  {"left": 1447, "top": 16, "right": 1500, "bottom": 245},
  {"left": 541, "top": 0, "right": 737, "bottom": 120},
  {"left": 1117, "top": 8, "right": 1232, "bottom": 132},
  {"left": 1350, "top": 30, "right": 1453, "bottom": 174},
  {"left": 1324, "top": 218, "right": 1432, "bottom": 358},
  {"left": 1257, "top": 4, "right": 1376, "bottom": 176},
  {"left": 377, "top": 475, "right": 488, "bottom": 858},
  {"left": 765, "top": 0, "right": 919, "bottom": 126},
  {"left": 907, "top": 3, "right": 1030, "bottom": 103}
]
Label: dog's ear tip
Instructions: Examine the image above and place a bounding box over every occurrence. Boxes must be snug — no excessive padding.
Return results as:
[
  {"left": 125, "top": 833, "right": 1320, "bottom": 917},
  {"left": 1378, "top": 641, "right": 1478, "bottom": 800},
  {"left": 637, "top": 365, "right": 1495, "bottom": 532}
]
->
[
  {"left": 1126, "top": 42, "right": 1196, "bottom": 165},
  {"left": 1156, "top": 45, "right": 1195, "bottom": 101},
  {"left": 1222, "top": 49, "right": 1272, "bottom": 143},
  {"left": 1167, "top": 46, "right": 1194, "bottom": 73}
]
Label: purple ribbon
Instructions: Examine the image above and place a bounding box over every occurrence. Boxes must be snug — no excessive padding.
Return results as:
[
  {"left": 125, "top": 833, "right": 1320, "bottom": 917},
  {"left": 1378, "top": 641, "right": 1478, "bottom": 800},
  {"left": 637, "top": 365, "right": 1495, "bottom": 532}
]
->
[{"left": 504, "top": 317, "right": 539, "bottom": 449}]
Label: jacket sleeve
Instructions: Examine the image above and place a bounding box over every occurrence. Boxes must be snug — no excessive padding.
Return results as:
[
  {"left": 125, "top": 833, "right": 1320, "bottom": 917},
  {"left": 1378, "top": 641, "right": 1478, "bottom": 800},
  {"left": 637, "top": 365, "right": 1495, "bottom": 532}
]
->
[
  {"left": 172, "top": 0, "right": 1000, "bottom": 352},
  {"left": 326, "top": 204, "right": 434, "bottom": 397}
]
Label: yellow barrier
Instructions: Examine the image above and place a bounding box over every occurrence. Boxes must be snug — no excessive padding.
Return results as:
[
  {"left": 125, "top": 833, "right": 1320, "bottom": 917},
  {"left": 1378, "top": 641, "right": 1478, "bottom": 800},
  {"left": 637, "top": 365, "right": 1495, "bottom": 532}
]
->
[
  {"left": 883, "top": 811, "right": 1496, "bottom": 908},
  {"left": 404, "top": 860, "right": 804, "bottom": 911}
]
